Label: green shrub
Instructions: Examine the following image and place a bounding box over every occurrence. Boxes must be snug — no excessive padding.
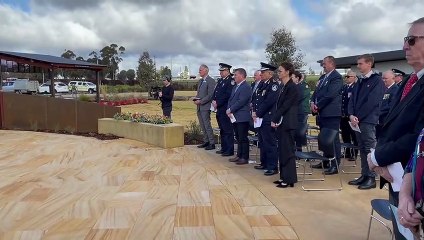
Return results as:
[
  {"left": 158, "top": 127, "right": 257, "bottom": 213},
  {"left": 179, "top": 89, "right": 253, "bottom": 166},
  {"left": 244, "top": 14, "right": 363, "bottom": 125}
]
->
[{"left": 113, "top": 112, "right": 172, "bottom": 124}]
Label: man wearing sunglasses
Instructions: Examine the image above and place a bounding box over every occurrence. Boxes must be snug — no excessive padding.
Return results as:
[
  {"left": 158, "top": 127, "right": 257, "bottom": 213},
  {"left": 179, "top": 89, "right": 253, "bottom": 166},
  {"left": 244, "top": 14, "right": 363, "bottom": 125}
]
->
[{"left": 366, "top": 17, "right": 424, "bottom": 240}]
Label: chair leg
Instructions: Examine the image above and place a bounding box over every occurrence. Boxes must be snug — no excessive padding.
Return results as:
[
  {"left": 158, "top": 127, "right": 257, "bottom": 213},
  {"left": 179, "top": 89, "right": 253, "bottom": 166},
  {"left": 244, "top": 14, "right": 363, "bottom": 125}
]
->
[
  {"left": 366, "top": 209, "right": 373, "bottom": 240},
  {"left": 302, "top": 158, "right": 342, "bottom": 191}
]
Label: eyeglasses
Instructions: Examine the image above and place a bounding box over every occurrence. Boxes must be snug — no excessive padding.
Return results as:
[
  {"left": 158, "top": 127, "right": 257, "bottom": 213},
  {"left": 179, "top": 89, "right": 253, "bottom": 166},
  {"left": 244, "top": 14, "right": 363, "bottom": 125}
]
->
[
  {"left": 404, "top": 36, "right": 424, "bottom": 46},
  {"left": 345, "top": 75, "right": 355, "bottom": 78}
]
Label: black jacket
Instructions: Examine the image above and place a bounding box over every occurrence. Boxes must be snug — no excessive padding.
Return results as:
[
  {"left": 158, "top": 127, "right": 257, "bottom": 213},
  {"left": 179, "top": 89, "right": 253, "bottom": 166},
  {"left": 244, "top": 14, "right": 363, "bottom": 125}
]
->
[
  {"left": 271, "top": 79, "right": 299, "bottom": 130},
  {"left": 341, "top": 83, "right": 355, "bottom": 117},
  {"left": 348, "top": 72, "right": 385, "bottom": 125},
  {"left": 160, "top": 84, "right": 174, "bottom": 108},
  {"left": 213, "top": 76, "right": 234, "bottom": 113}
]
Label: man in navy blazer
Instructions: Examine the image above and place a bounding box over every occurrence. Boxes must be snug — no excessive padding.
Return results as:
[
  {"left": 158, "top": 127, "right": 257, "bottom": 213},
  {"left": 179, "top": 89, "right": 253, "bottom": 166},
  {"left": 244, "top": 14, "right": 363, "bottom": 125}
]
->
[
  {"left": 348, "top": 54, "right": 385, "bottom": 190},
  {"left": 310, "top": 56, "right": 343, "bottom": 175},
  {"left": 227, "top": 68, "right": 252, "bottom": 165},
  {"left": 367, "top": 17, "right": 424, "bottom": 240}
]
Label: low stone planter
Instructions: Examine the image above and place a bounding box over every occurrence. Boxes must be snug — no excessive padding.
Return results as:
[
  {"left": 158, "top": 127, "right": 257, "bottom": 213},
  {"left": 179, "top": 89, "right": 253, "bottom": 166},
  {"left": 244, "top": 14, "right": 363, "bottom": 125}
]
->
[{"left": 98, "top": 118, "right": 184, "bottom": 148}]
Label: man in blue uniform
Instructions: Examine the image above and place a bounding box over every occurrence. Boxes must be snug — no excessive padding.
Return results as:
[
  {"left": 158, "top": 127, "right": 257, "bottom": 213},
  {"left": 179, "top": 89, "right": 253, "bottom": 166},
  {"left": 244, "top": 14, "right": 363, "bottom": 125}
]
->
[
  {"left": 212, "top": 63, "right": 235, "bottom": 156},
  {"left": 340, "top": 70, "right": 358, "bottom": 160},
  {"left": 252, "top": 62, "right": 280, "bottom": 175},
  {"left": 377, "top": 70, "right": 399, "bottom": 138}
]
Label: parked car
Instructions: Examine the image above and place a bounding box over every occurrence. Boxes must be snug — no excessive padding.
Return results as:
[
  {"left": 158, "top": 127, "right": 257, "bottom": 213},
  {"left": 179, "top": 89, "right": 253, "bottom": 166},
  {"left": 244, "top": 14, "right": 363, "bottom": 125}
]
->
[
  {"left": 1, "top": 81, "right": 15, "bottom": 92},
  {"left": 68, "top": 81, "right": 97, "bottom": 94},
  {"left": 39, "top": 82, "right": 69, "bottom": 94},
  {"left": 13, "top": 79, "right": 39, "bottom": 94}
]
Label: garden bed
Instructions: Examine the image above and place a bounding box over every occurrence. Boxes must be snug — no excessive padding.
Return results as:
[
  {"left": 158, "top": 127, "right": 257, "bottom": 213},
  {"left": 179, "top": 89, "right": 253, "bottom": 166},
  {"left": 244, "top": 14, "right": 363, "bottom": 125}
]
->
[{"left": 98, "top": 117, "right": 184, "bottom": 148}]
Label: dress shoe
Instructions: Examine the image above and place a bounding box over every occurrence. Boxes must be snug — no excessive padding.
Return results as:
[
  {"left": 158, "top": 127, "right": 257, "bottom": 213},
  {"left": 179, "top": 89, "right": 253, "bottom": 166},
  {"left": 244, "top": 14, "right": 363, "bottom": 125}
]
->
[
  {"left": 273, "top": 180, "right": 283, "bottom": 184},
  {"left": 221, "top": 152, "right": 234, "bottom": 157},
  {"left": 264, "top": 170, "right": 278, "bottom": 176},
  {"left": 205, "top": 144, "right": 216, "bottom": 150},
  {"left": 235, "top": 158, "right": 248, "bottom": 165},
  {"left": 197, "top": 142, "right": 209, "bottom": 148},
  {"left": 324, "top": 166, "right": 338, "bottom": 175},
  {"left": 254, "top": 165, "right": 266, "bottom": 170},
  {"left": 358, "top": 177, "right": 376, "bottom": 190},
  {"left": 276, "top": 182, "right": 294, "bottom": 188},
  {"left": 216, "top": 150, "right": 223, "bottom": 154},
  {"left": 229, "top": 157, "right": 240, "bottom": 162},
  {"left": 347, "top": 157, "right": 356, "bottom": 162},
  {"left": 348, "top": 175, "right": 366, "bottom": 185},
  {"left": 311, "top": 162, "right": 329, "bottom": 169}
]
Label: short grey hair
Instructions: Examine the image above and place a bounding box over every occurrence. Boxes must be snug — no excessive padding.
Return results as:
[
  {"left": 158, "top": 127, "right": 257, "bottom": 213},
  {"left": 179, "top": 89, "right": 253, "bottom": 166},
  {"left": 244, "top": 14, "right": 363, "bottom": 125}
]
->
[
  {"left": 200, "top": 64, "right": 209, "bottom": 71},
  {"left": 411, "top": 17, "right": 424, "bottom": 25}
]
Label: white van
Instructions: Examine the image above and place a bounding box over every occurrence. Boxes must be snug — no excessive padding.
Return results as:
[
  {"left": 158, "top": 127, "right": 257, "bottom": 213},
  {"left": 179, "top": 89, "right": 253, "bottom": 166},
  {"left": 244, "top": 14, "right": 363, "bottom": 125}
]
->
[{"left": 14, "top": 79, "right": 39, "bottom": 94}]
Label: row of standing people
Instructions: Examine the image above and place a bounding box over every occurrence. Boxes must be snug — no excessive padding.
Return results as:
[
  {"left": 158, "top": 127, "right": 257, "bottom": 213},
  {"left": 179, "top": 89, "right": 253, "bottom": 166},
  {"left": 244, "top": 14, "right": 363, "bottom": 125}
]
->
[{"left": 194, "top": 61, "right": 304, "bottom": 188}]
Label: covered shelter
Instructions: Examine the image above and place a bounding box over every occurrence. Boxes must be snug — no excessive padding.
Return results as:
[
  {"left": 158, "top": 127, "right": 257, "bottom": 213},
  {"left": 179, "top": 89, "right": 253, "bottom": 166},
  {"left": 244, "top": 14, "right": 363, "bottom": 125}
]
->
[
  {"left": 0, "top": 51, "right": 106, "bottom": 102},
  {"left": 317, "top": 49, "right": 413, "bottom": 74}
]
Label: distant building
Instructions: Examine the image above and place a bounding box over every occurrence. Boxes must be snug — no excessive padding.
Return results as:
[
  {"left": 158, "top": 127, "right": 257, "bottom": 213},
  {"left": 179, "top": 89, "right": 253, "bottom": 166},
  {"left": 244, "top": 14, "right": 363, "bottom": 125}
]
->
[{"left": 317, "top": 50, "right": 413, "bottom": 74}]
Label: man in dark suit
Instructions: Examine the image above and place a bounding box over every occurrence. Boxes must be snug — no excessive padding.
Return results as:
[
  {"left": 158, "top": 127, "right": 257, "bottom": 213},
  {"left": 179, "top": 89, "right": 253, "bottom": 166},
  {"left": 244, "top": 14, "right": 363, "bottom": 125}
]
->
[
  {"left": 195, "top": 64, "right": 216, "bottom": 150},
  {"left": 253, "top": 62, "right": 280, "bottom": 176},
  {"left": 348, "top": 54, "right": 385, "bottom": 190},
  {"left": 227, "top": 68, "right": 252, "bottom": 165},
  {"left": 251, "top": 70, "right": 262, "bottom": 98},
  {"left": 249, "top": 70, "right": 262, "bottom": 133},
  {"left": 340, "top": 70, "right": 358, "bottom": 160},
  {"left": 310, "top": 56, "right": 343, "bottom": 175},
  {"left": 159, "top": 75, "right": 175, "bottom": 118},
  {"left": 377, "top": 70, "right": 399, "bottom": 137},
  {"left": 212, "top": 63, "right": 235, "bottom": 156},
  {"left": 367, "top": 17, "right": 424, "bottom": 240}
]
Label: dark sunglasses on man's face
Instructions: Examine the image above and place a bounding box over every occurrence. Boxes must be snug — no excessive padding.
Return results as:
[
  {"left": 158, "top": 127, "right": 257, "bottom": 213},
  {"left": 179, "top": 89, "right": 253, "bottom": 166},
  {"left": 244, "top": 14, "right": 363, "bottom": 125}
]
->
[{"left": 404, "top": 36, "right": 424, "bottom": 46}]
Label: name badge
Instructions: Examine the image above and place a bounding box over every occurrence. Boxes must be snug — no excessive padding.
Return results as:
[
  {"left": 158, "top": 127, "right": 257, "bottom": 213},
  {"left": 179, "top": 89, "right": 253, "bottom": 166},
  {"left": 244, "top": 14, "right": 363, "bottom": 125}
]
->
[{"left": 383, "top": 94, "right": 390, "bottom": 100}]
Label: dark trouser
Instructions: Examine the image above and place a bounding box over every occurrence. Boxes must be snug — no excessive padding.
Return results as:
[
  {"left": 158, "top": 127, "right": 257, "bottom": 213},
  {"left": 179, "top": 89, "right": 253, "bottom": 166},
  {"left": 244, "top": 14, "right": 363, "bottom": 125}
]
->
[
  {"left": 162, "top": 106, "right": 172, "bottom": 118},
  {"left": 278, "top": 129, "right": 297, "bottom": 184},
  {"left": 259, "top": 121, "right": 278, "bottom": 171},
  {"left": 197, "top": 110, "right": 215, "bottom": 144},
  {"left": 216, "top": 112, "right": 234, "bottom": 154},
  {"left": 295, "top": 114, "right": 308, "bottom": 151},
  {"left": 233, "top": 122, "right": 249, "bottom": 160},
  {"left": 355, "top": 123, "right": 376, "bottom": 177},
  {"left": 389, "top": 184, "right": 407, "bottom": 240},
  {"left": 318, "top": 116, "right": 341, "bottom": 165},
  {"left": 340, "top": 116, "right": 358, "bottom": 158}
]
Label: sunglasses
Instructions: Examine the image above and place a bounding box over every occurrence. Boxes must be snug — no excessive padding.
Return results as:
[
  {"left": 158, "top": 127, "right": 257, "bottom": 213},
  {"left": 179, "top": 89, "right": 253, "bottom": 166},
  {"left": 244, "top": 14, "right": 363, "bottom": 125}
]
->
[{"left": 404, "top": 36, "right": 424, "bottom": 46}]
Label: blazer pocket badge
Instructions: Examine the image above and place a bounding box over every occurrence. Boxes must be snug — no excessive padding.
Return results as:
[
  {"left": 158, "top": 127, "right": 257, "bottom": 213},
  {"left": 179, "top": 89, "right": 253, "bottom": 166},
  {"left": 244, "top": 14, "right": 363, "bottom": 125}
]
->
[{"left": 272, "top": 85, "right": 278, "bottom": 91}]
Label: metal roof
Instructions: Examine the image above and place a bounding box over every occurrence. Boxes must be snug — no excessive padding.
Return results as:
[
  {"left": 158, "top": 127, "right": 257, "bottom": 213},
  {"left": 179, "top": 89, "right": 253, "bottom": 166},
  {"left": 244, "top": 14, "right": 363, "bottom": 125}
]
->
[
  {"left": 0, "top": 51, "right": 106, "bottom": 70},
  {"left": 317, "top": 50, "right": 406, "bottom": 68}
]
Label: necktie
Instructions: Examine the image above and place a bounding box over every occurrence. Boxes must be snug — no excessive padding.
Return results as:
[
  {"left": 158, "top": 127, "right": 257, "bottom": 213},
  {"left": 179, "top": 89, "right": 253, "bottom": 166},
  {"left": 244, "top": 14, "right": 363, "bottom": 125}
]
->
[{"left": 401, "top": 73, "right": 419, "bottom": 101}]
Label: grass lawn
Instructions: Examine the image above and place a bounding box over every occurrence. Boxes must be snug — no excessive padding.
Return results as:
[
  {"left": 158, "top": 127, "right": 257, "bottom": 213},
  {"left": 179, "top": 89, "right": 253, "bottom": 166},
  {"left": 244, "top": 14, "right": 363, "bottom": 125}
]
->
[{"left": 121, "top": 100, "right": 219, "bottom": 129}]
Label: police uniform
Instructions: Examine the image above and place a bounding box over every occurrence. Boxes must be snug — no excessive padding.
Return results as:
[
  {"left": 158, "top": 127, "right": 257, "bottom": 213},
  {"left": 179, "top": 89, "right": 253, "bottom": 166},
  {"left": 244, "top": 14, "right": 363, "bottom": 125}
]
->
[
  {"left": 392, "top": 68, "right": 406, "bottom": 86},
  {"left": 340, "top": 82, "right": 358, "bottom": 158},
  {"left": 255, "top": 62, "right": 280, "bottom": 175},
  {"left": 213, "top": 63, "right": 235, "bottom": 156}
]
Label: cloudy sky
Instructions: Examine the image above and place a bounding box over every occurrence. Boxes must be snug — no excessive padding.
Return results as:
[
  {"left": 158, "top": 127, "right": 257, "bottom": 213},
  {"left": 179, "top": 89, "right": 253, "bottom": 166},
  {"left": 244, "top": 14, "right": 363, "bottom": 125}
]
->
[{"left": 0, "top": 0, "right": 422, "bottom": 76}]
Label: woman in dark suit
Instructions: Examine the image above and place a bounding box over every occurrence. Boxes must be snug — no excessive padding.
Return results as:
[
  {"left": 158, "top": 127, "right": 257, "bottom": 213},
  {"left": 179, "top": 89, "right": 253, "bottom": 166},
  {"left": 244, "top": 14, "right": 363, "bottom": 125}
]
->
[{"left": 271, "top": 62, "right": 299, "bottom": 188}]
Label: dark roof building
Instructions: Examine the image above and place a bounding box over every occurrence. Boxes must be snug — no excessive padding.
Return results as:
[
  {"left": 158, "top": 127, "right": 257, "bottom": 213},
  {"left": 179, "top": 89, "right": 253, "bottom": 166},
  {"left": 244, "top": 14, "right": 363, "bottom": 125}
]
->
[{"left": 317, "top": 49, "right": 413, "bottom": 74}]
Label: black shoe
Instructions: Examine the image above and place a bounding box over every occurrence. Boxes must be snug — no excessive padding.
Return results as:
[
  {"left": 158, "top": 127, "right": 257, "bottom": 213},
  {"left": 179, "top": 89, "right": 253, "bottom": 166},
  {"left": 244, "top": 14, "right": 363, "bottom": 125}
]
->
[
  {"left": 205, "top": 144, "right": 216, "bottom": 150},
  {"left": 273, "top": 180, "right": 283, "bottom": 184},
  {"left": 221, "top": 152, "right": 234, "bottom": 157},
  {"left": 229, "top": 157, "right": 240, "bottom": 162},
  {"left": 347, "top": 157, "right": 356, "bottom": 162},
  {"left": 276, "top": 183, "right": 294, "bottom": 188},
  {"left": 236, "top": 158, "right": 248, "bottom": 165},
  {"left": 254, "top": 165, "right": 265, "bottom": 170},
  {"left": 348, "top": 175, "right": 366, "bottom": 185},
  {"left": 216, "top": 150, "right": 223, "bottom": 154},
  {"left": 311, "top": 162, "right": 329, "bottom": 169},
  {"left": 197, "top": 142, "right": 209, "bottom": 148},
  {"left": 358, "top": 177, "right": 376, "bottom": 190},
  {"left": 324, "top": 166, "right": 338, "bottom": 175},
  {"left": 264, "top": 170, "right": 278, "bottom": 176}
]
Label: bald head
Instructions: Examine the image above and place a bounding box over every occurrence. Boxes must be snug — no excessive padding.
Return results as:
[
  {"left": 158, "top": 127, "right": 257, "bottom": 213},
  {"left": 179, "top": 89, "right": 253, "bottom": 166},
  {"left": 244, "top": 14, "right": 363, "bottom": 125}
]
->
[{"left": 382, "top": 70, "right": 396, "bottom": 88}]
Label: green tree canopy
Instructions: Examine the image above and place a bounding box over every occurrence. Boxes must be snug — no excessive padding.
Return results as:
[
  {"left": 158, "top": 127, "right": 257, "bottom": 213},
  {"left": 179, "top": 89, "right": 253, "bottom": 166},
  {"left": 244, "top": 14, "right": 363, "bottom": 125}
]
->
[{"left": 265, "top": 27, "right": 305, "bottom": 69}]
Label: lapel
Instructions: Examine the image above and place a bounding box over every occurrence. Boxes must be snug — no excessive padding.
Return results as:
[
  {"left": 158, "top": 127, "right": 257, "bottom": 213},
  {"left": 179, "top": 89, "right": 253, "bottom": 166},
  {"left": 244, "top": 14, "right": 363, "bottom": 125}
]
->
[
  {"left": 383, "top": 75, "right": 424, "bottom": 127},
  {"left": 230, "top": 81, "right": 242, "bottom": 102}
]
